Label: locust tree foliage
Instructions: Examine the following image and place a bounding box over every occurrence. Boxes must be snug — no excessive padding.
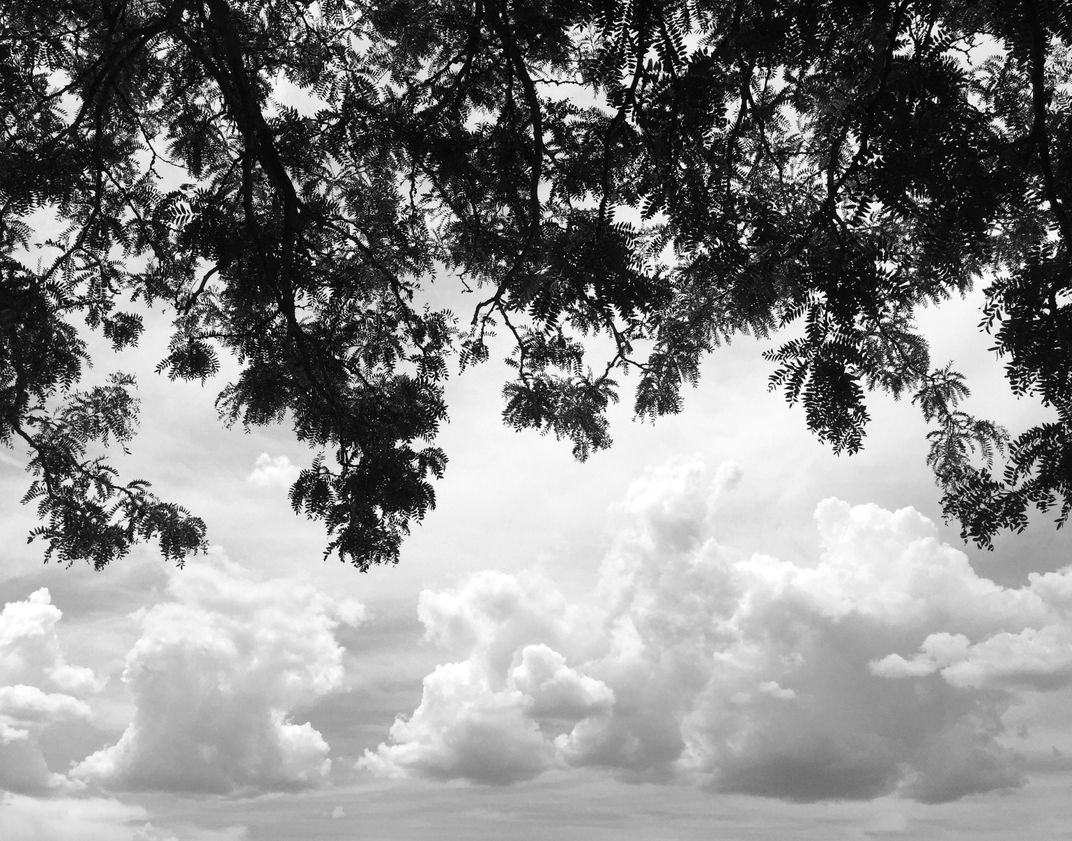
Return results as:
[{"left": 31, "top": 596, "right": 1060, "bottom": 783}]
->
[{"left": 1, "top": 0, "right": 1070, "bottom": 570}]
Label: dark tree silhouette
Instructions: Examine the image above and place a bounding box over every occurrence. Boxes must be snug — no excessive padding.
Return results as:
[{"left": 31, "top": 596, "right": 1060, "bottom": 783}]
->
[{"left": 2, "top": 0, "right": 1070, "bottom": 569}]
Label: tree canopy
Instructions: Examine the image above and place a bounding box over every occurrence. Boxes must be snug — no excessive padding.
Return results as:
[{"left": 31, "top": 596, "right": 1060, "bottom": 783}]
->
[{"left": 2, "top": 0, "right": 1070, "bottom": 570}]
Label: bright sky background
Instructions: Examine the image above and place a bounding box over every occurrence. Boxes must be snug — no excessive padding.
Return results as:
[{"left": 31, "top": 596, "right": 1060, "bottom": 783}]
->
[{"left": 2, "top": 274, "right": 1071, "bottom": 841}]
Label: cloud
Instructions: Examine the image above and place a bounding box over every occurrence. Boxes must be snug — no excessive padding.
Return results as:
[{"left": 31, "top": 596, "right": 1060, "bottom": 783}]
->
[
  {"left": 874, "top": 623, "right": 1072, "bottom": 695},
  {"left": 362, "top": 659, "right": 556, "bottom": 784},
  {"left": 73, "top": 555, "right": 364, "bottom": 794},
  {"left": 363, "top": 458, "right": 1072, "bottom": 802},
  {"left": 0, "top": 588, "right": 100, "bottom": 794},
  {"left": 133, "top": 823, "right": 249, "bottom": 841},
  {"left": 509, "top": 644, "right": 615, "bottom": 720},
  {"left": 0, "top": 793, "right": 147, "bottom": 841},
  {"left": 360, "top": 569, "right": 612, "bottom": 784},
  {"left": 246, "top": 453, "right": 301, "bottom": 488},
  {"left": 0, "top": 684, "right": 91, "bottom": 730},
  {"left": 0, "top": 793, "right": 247, "bottom": 841},
  {"left": 0, "top": 588, "right": 101, "bottom": 695}
]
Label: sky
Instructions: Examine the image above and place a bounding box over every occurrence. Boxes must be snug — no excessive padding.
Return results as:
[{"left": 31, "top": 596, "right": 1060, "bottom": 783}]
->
[{"left": 2, "top": 272, "right": 1071, "bottom": 841}]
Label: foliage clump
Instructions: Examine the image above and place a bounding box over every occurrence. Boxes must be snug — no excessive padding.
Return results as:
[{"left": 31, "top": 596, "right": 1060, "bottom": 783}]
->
[{"left": 2, "top": 0, "right": 1070, "bottom": 568}]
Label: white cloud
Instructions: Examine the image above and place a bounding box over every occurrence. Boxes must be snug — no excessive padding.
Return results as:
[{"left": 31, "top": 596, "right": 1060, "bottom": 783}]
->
[
  {"left": 362, "top": 659, "right": 555, "bottom": 784},
  {"left": 364, "top": 644, "right": 614, "bottom": 785},
  {"left": 0, "top": 589, "right": 102, "bottom": 693},
  {"left": 0, "top": 793, "right": 247, "bottom": 841},
  {"left": 363, "top": 458, "right": 1072, "bottom": 802},
  {"left": 0, "top": 684, "right": 91, "bottom": 728},
  {"left": 246, "top": 453, "right": 301, "bottom": 488},
  {"left": 416, "top": 569, "right": 592, "bottom": 671},
  {"left": 0, "top": 588, "right": 100, "bottom": 794},
  {"left": 756, "top": 681, "right": 796, "bottom": 700},
  {"left": 73, "top": 555, "right": 364, "bottom": 794},
  {"left": 876, "top": 618, "right": 1072, "bottom": 692},
  {"left": 509, "top": 644, "right": 615, "bottom": 720},
  {"left": 0, "top": 793, "right": 146, "bottom": 841},
  {"left": 361, "top": 568, "right": 612, "bottom": 783}
]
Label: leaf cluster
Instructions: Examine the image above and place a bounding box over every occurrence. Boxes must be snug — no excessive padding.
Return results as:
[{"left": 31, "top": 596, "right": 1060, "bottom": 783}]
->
[{"left": 2, "top": 0, "right": 1071, "bottom": 568}]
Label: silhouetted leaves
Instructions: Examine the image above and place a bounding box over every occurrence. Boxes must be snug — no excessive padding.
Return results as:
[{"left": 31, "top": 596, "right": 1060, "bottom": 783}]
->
[{"left": 2, "top": 0, "right": 1071, "bottom": 568}]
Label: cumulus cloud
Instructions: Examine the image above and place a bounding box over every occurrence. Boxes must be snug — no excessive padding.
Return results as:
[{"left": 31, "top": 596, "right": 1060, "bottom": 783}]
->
[
  {"left": 362, "top": 659, "right": 556, "bottom": 784},
  {"left": 510, "top": 644, "right": 615, "bottom": 720},
  {"left": 0, "top": 589, "right": 100, "bottom": 794},
  {"left": 0, "top": 684, "right": 91, "bottom": 730},
  {"left": 73, "top": 556, "right": 363, "bottom": 794},
  {"left": 872, "top": 594, "right": 1072, "bottom": 693},
  {"left": 363, "top": 458, "right": 1072, "bottom": 802},
  {"left": 246, "top": 453, "right": 301, "bottom": 488},
  {"left": 360, "top": 569, "right": 612, "bottom": 784}
]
